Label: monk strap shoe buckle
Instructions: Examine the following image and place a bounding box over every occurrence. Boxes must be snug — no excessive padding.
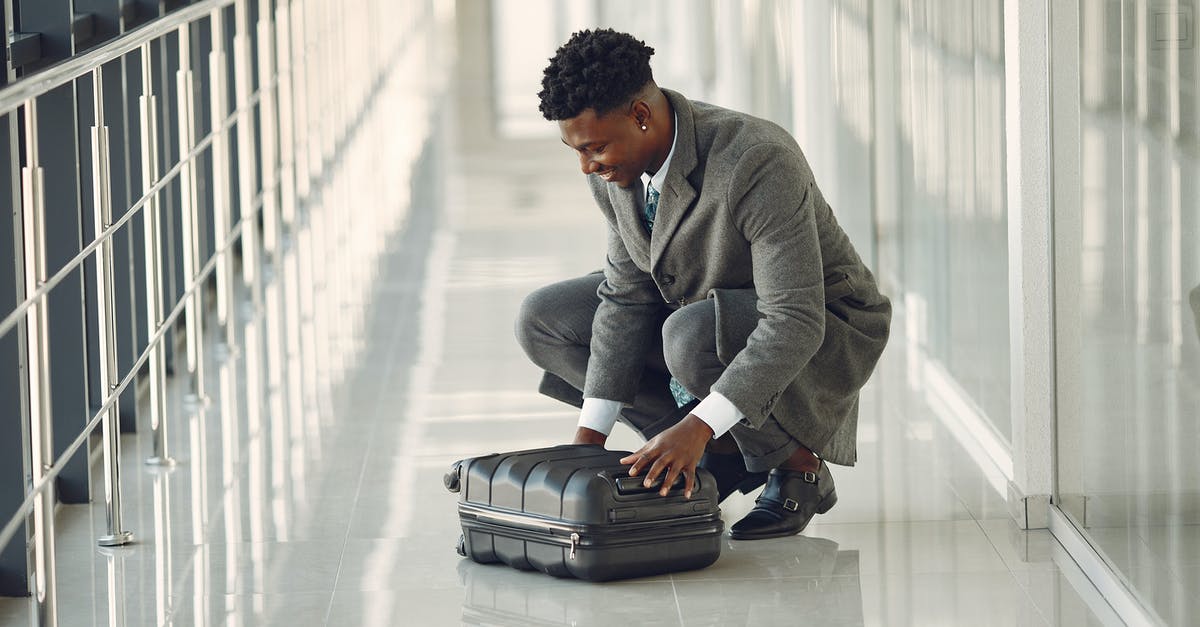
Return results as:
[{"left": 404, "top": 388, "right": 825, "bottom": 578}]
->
[{"left": 730, "top": 467, "right": 839, "bottom": 540}]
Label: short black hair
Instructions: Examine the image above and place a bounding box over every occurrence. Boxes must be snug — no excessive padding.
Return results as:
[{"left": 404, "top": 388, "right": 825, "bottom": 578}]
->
[{"left": 538, "top": 29, "right": 655, "bottom": 121}]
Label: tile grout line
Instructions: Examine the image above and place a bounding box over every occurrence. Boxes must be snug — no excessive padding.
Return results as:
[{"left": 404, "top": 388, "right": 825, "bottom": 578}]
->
[
  {"left": 968, "top": 516, "right": 1056, "bottom": 626},
  {"left": 670, "top": 575, "right": 685, "bottom": 626},
  {"left": 321, "top": 234, "right": 423, "bottom": 624}
]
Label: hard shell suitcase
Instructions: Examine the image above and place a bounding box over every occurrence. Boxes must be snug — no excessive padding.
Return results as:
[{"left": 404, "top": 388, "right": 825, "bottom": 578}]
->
[{"left": 444, "top": 444, "right": 723, "bottom": 581}]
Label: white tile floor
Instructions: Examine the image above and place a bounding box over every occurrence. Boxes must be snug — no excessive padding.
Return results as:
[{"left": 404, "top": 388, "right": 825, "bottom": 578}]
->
[{"left": 0, "top": 16, "right": 1129, "bottom": 627}]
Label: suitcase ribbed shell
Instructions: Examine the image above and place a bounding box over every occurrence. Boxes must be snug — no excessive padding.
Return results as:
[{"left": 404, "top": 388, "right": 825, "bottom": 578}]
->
[{"left": 447, "top": 444, "right": 724, "bottom": 581}]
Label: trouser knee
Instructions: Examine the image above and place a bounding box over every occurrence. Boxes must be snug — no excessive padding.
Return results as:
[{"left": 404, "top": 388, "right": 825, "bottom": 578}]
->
[
  {"left": 661, "top": 303, "right": 718, "bottom": 395},
  {"left": 514, "top": 285, "right": 556, "bottom": 363},
  {"left": 514, "top": 276, "right": 600, "bottom": 371}
]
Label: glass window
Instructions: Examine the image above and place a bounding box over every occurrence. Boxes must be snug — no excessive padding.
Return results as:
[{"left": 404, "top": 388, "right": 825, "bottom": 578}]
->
[{"left": 1053, "top": 1, "right": 1200, "bottom": 623}]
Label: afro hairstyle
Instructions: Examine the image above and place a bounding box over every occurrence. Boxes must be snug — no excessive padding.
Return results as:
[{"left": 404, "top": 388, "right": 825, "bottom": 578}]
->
[{"left": 538, "top": 28, "right": 656, "bottom": 121}]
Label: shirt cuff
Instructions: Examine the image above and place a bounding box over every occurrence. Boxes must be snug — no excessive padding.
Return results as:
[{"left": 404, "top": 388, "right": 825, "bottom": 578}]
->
[
  {"left": 691, "top": 392, "right": 744, "bottom": 439},
  {"left": 578, "top": 398, "right": 623, "bottom": 436}
]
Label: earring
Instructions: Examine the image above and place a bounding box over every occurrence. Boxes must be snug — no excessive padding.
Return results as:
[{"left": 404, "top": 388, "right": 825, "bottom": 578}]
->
[{"left": 640, "top": 124, "right": 647, "bottom": 131}]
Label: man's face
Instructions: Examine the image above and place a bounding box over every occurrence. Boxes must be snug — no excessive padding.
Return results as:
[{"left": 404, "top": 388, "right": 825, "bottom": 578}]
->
[{"left": 558, "top": 107, "right": 650, "bottom": 188}]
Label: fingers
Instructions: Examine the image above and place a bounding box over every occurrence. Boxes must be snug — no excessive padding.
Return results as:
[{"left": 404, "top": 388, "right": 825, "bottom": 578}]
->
[
  {"left": 616, "top": 433, "right": 700, "bottom": 498},
  {"left": 658, "top": 464, "right": 683, "bottom": 497},
  {"left": 644, "top": 455, "right": 671, "bottom": 491},
  {"left": 657, "top": 464, "right": 699, "bottom": 498},
  {"left": 619, "top": 446, "right": 649, "bottom": 475},
  {"left": 647, "top": 456, "right": 697, "bottom": 498}
]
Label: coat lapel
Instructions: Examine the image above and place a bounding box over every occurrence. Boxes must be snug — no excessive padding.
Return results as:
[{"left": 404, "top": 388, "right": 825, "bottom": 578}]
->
[
  {"left": 649, "top": 90, "right": 700, "bottom": 270},
  {"left": 607, "top": 177, "right": 651, "bottom": 266}
]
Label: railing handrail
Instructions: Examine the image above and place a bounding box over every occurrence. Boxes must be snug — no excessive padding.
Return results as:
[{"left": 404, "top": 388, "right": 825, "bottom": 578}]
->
[
  {"left": 0, "top": 0, "right": 235, "bottom": 118},
  {"left": 0, "top": 0, "right": 248, "bottom": 555},
  {"left": 0, "top": 86, "right": 265, "bottom": 342},
  {"left": 0, "top": 0, "right": 423, "bottom": 556}
]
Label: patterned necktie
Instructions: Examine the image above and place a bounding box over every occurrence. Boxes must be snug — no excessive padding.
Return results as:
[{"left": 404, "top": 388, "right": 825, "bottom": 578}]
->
[
  {"left": 643, "top": 181, "right": 696, "bottom": 408},
  {"left": 643, "top": 183, "right": 660, "bottom": 232}
]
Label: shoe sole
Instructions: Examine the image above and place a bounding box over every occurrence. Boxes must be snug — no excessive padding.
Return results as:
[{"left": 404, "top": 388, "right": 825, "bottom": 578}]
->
[{"left": 728, "top": 490, "right": 838, "bottom": 541}]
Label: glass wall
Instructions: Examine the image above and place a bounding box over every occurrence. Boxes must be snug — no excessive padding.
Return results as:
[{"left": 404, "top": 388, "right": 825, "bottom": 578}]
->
[
  {"left": 892, "top": 0, "right": 1010, "bottom": 441},
  {"left": 1053, "top": 1, "right": 1200, "bottom": 623}
]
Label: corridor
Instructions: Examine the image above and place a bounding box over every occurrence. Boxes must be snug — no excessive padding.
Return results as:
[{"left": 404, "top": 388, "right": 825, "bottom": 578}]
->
[{"left": 0, "top": 4, "right": 1118, "bottom": 625}]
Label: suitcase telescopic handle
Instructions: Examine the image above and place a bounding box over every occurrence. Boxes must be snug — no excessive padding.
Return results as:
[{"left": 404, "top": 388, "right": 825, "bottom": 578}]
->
[{"left": 615, "top": 474, "right": 686, "bottom": 495}]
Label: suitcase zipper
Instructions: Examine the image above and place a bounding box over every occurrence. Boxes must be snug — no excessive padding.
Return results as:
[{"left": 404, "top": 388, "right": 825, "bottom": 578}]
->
[
  {"left": 459, "top": 502, "right": 719, "bottom": 534},
  {"left": 461, "top": 509, "right": 724, "bottom": 557},
  {"left": 459, "top": 505, "right": 581, "bottom": 534}
]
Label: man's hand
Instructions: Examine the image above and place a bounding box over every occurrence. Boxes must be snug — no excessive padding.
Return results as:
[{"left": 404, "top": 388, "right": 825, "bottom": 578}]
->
[
  {"left": 573, "top": 426, "right": 608, "bottom": 446},
  {"left": 619, "top": 415, "right": 713, "bottom": 498}
]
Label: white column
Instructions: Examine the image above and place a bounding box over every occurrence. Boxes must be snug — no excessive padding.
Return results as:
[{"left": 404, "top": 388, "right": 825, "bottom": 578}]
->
[{"left": 1004, "top": 0, "right": 1054, "bottom": 528}]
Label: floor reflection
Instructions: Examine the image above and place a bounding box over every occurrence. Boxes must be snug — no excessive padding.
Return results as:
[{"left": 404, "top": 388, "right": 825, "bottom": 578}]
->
[{"left": 454, "top": 536, "right": 866, "bottom": 627}]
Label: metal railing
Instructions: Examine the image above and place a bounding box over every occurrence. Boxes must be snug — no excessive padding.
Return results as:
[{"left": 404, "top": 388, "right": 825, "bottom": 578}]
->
[{"left": 0, "top": 0, "right": 435, "bottom": 623}]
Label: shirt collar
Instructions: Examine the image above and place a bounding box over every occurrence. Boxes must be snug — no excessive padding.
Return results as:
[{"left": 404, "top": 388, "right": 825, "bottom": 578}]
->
[{"left": 640, "top": 111, "right": 678, "bottom": 200}]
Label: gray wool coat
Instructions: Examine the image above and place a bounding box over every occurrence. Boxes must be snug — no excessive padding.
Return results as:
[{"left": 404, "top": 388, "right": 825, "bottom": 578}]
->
[{"left": 550, "top": 89, "right": 891, "bottom": 466}]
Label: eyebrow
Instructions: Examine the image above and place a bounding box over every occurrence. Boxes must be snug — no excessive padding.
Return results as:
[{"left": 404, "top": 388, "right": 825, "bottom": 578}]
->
[{"left": 561, "top": 138, "right": 599, "bottom": 152}]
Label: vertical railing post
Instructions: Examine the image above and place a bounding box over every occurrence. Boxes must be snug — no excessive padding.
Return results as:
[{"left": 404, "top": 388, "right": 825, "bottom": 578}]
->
[
  {"left": 210, "top": 8, "right": 238, "bottom": 351},
  {"left": 273, "top": 0, "right": 304, "bottom": 452},
  {"left": 91, "top": 66, "right": 134, "bottom": 548},
  {"left": 290, "top": 0, "right": 308, "bottom": 209},
  {"left": 233, "top": 0, "right": 261, "bottom": 302},
  {"left": 274, "top": 0, "right": 296, "bottom": 231},
  {"left": 20, "top": 97, "right": 59, "bottom": 627},
  {"left": 257, "top": 0, "right": 280, "bottom": 260},
  {"left": 176, "top": 24, "right": 209, "bottom": 406},
  {"left": 288, "top": 0, "right": 321, "bottom": 434},
  {"left": 139, "top": 42, "right": 175, "bottom": 468},
  {"left": 294, "top": 0, "right": 327, "bottom": 412}
]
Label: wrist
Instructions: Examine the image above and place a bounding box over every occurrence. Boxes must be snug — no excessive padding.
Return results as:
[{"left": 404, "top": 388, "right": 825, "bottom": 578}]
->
[
  {"left": 683, "top": 414, "right": 715, "bottom": 440},
  {"left": 573, "top": 426, "right": 608, "bottom": 446}
]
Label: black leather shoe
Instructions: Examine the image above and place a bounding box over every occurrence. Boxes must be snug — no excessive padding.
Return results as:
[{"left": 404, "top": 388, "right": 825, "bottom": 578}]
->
[
  {"left": 729, "top": 463, "right": 837, "bottom": 540},
  {"left": 698, "top": 451, "right": 768, "bottom": 504}
]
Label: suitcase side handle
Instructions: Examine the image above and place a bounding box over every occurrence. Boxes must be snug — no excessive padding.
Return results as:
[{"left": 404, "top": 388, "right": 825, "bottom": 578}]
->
[
  {"left": 444, "top": 460, "right": 463, "bottom": 493},
  {"left": 615, "top": 474, "right": 686, "bottom": 495}
]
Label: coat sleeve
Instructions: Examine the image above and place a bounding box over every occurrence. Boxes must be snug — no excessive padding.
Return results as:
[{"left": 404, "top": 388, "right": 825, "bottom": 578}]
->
[
  {"left": 582, "top": 217, "right": 664, "bottom": 404},
  {"left": 710, "top": 142, "right": 827, "bottom": 427}
]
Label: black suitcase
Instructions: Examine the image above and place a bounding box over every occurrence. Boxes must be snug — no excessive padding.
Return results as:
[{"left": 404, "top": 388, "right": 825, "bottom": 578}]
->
[{"left": 444, "top": 444, "right": 723, "bottom": 581}]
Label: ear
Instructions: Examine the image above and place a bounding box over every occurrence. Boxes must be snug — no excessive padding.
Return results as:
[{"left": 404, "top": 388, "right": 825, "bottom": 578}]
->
[{"left": 630, "top": 100, "right": 652, "bottom": 128}]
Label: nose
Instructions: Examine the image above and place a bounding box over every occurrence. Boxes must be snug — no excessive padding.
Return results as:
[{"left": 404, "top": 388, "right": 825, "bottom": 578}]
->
[{"left": 579, "top": 152, "right": 599, "bottom": 175}]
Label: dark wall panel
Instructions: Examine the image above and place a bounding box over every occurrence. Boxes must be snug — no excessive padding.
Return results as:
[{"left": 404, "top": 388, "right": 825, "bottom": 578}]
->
[
  {"left": 14, "top": 0, "right": 72, "bottom": 74},
  {"left": 72, "top": 0, "right": 122, "bottom": 51},
  {"left": 0, "top": 116, "right": 30, "bottom": 597}
]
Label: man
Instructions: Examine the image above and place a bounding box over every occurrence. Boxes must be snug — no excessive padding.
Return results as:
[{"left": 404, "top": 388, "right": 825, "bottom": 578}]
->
[{"left": 515, "top": 29, "right": 891, "bottom": 540}]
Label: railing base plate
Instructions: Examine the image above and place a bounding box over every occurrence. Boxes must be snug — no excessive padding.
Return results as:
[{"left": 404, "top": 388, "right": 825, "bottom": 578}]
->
[{"left": 97, "top": 531, "right": 133, "bottom": 547}]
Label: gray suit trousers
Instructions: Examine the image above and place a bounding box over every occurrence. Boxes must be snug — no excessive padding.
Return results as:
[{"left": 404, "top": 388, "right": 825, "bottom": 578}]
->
[{"left": 516, "top": 272, "right": 802, "bottom": 472}]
